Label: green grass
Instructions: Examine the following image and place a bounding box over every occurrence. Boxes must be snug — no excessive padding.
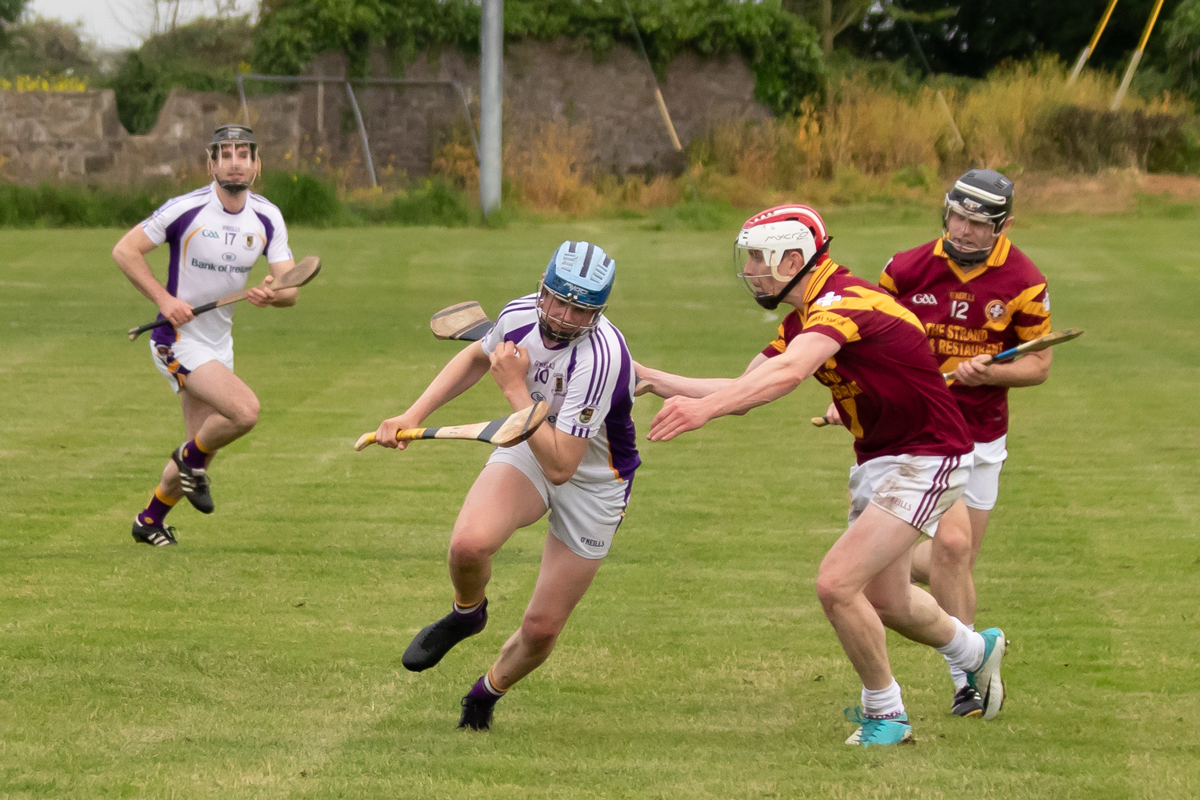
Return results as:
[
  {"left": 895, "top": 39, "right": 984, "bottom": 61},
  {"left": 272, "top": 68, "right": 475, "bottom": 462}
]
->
[{"left": 1, "top": 211, "right": 1197, "bottom": 798}]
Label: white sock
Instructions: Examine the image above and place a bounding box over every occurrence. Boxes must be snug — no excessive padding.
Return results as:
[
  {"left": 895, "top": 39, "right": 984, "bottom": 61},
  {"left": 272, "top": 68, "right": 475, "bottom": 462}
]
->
[
  {"left": 944, "top": 623, "right": 973, "bottom": 689},
  {"left": 483, "top": 670, "right": 506, "bottom": 696},
  {"left": 861, "top": 678, "right": 904, "bottom": 718},
  {"left": 936, "top": 617, "right": 985, "bottom": 674}
]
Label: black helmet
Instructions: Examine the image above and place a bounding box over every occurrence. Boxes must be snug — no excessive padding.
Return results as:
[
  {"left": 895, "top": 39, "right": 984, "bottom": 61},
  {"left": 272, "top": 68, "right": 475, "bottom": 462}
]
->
[
  {"left": 207, "top": 125, "right": 259, "bottom": 194},
  {"left": 942, "top": 169, "right": 1013, "bottom": 266}
]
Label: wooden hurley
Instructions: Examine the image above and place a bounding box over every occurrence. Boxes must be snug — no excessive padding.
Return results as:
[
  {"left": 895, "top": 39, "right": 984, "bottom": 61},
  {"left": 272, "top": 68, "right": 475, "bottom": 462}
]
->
[
  {"left": 354, "top": 401, "right": 550, "bottom": 451},
  {"left": 128, "top": 255, "right": 322, "bottom": 341},
  {"left": 430, "top": 301, "right": 494, "bottom": 342},
  {"left": 942, "top": 328, "right": 1084, "bottom": 379}
]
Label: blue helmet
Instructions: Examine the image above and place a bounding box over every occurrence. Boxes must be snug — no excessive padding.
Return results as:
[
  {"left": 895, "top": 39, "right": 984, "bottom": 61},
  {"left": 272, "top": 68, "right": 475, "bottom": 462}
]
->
[{"left": 537, "top": 241, "right": 614, "bottom": 342}]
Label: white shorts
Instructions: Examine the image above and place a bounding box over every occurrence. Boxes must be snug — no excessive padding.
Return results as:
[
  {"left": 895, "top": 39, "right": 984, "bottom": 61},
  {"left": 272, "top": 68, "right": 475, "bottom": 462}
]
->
[
  {"left": 848, "top": 452, "right": 973, "bottom": 537},
  {"left": 963, "top": 435, "right": 1007, "bottom": 511},
  {"left": 487, "top": 441, "right": 632, "bottom": 560},
  {"left": 150, "top": 334, "right": 234, "bottom": 394}
]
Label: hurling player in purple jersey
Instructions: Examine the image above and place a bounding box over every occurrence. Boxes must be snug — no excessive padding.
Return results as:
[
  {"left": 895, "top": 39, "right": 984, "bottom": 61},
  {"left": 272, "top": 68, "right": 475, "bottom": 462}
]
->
[
  {"left": 113, "top": 125, "right": 298, "bottom": 547},
  {"left": 368, "top": 241, "right": 640, "bottom": 731}
]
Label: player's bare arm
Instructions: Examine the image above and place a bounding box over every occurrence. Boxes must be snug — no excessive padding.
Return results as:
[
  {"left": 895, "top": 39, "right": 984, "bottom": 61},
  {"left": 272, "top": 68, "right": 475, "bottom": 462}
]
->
[
  {"left": 112, "top": 224, "right": 195, "bottom": 326},
  {"left": 489, "top": 341, "right": 589, "bottom": 484},
  {"left": 648, "top": 332, "right": 840, "bottom": 441},
  {"left": 634, "top": 353, "right": 768, "bottom": 400},
  {"left": 247, "top": 259, "right": 300, "bottom": 308},
  {"left": 952, "top": 348, "right": 1052, "bottom": 388},
  {"left": 374, "top": 341, "right": 492, "bottom": 449}
]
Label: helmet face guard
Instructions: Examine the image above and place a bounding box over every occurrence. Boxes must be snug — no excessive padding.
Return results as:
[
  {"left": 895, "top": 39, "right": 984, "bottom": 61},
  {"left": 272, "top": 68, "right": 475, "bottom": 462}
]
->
[
  {"left": 208, "top": 125, "right": 259, "bottom": 195},
  {"left": 537, "top": 241, "right": 614, "bottom": 343},
  {"left": 942, "top": 170, "right": 1013, "bottom": 266},
  {"left": 536, "top": 283, "right": 606, "bottom": 344}
]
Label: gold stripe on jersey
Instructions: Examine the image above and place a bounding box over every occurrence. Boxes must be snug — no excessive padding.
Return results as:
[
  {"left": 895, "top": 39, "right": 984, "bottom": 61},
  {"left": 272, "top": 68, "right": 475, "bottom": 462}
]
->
[
  {"left": 933, "top": 235, "right": 1012, "bottom": 284},
  {"left": 801, "top": 257, "right": 840, "bottom": 304},
  {"left": 878, "top": 271, "right": 899, "bottom": 294},
  {"left": 1016, "top": 321, "right": 1052, "bottom": 341},
  {"left": 985, "top": 282, "right": 1047, "bottom": 332},
  {"left": 767, "top": 323, "right": 788, "bottom": 354},
  {"left": 801, "top": 281, "right": 926, "bottom": 343}
]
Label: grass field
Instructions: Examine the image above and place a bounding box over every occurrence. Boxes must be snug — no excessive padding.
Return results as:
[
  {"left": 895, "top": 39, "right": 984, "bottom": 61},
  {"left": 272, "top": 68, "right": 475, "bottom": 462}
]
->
[{"left": 1, "top": 209, "right": 1198, "bottom": 798}]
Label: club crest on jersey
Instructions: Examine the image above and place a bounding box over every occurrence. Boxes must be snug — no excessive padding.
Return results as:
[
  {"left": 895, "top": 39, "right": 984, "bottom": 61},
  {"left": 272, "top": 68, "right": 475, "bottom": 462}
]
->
[
  {"left": 244, "top": 234, "right": 256, "bottom": 249},
  {"left": 578, "top": 407, "right": 595, "bottom": 424},
  {"left": 554, "top": 375, "right": 564, "bottom": 393},
  {"left": 986, "top": 300, "right": 1006, "bottom": 320}
]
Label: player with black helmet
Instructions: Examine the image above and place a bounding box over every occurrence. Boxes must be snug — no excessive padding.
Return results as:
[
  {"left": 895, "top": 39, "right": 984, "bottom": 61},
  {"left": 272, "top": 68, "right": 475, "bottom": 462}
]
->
[
  {"left": 112, "top": 125, "right": 300, "bottom": 546},
  {"left": 865, "top": 169, "right": 1053, "bottom": 718}
]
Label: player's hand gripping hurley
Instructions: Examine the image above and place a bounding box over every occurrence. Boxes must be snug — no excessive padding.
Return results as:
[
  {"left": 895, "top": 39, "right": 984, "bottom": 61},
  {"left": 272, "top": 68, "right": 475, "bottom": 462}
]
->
[
  {"left": 940, "top": 327, "right": 1083, "bottom": 379},
  {"left": 127, "top": 255, "right": 322, "bottom": 341},
  {"left": 354, "top": 401, "right": 550, "bottom": 451},
  {"left": 429, "top": 301, "right": 657, "bottom": 397},
  {"left": 811, "top": 328, "right": 1085, "bottom": 427}
]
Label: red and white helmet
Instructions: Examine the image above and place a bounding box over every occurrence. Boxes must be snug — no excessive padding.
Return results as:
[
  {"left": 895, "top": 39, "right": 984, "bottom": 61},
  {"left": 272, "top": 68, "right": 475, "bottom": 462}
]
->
[{"left": 735, "top": 204, "right": 831, "bottom": 309}]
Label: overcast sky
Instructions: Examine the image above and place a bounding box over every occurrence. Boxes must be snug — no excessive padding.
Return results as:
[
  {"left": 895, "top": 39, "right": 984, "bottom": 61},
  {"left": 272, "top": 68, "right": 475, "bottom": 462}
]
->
[{"left": 27, "top": 0, "right": 258, "bottom": 50}]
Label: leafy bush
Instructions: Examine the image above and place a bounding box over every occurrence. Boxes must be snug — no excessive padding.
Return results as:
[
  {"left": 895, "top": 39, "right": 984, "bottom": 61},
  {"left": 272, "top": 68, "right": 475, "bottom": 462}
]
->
[
  {"left": 260, "top": 172, "right": 353, "bottom": 226},
  {"left": 252, "top": 0, "right": 824, "bottom": 116},
  {"left": 380, "top": 180, "right": 471, "bottom": 226},
  {"left": 105, "top": 17, "right": 255, "bottom": 134},
  {"left": 1035, "top": 106, "right": 1200, "bottom": 173},
  {"left": 0, "top": 183, "right": 165, "bottom": 227}
]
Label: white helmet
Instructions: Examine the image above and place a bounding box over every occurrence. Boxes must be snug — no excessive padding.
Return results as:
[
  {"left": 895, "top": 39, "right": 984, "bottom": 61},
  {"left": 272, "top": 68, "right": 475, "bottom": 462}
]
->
[{"left": 735, "top": 204, "right": 831, "bottom": 310}]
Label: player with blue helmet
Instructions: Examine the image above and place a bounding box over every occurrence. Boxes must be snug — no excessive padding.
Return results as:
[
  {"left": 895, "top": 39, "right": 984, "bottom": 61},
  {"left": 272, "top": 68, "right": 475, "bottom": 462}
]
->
[{"left": 368, "top": 240, "right": 640, "bottom": 731}]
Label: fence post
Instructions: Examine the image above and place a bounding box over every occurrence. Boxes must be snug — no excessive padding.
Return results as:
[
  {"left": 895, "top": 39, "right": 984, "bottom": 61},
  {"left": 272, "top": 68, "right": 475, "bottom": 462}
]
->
[{"left": 480, "top": 0, "right": 503, "bottom": 217}]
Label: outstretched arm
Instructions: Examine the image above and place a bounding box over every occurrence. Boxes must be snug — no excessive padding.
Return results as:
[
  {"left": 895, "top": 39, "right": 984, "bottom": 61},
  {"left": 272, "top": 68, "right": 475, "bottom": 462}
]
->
[
  {"left": 373, "top": 341, "right": 492, "bottom": 449},
  {"left": 634, "top": 353, "right": 771, "bottom": 399},
  {"left": 648, "top": 333, "right": 841, "bottom": 441}
]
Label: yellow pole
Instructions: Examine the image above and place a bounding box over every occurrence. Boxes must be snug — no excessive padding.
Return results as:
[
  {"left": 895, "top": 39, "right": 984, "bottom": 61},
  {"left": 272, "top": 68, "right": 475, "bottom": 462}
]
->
[
  {"left": 1069, "top": 0, "right": 1120, "bottom": 84},
  {"left": 1111, "top": 0, "right": 1166, "bottom": 109}
]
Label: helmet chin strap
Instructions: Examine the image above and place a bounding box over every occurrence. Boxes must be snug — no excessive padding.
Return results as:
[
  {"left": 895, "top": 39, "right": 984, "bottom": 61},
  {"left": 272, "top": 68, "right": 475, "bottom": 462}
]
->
[
  {"left": 218, "top": 179, "right": 250, "bottom": 195},
  {"left": 754, "top": 238, "right": 832, "bottom": 311},
  {"left": 941, "top": 234, "right": 993, "bottom": 267}
]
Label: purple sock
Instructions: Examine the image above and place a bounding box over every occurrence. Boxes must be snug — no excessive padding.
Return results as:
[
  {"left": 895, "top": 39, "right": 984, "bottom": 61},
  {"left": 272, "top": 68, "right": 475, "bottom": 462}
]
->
[
  {"left": 453, "top": 598, "right": 488, "bottom": 622},
  {"left": 180, "top": 440, "right": 208, "bottom": 470},
  {"left": 467, "top": 674, "right": 504, "bottom": 703},
  {"left": 137, "top": 491, "right": 176, "bottom": 527}
]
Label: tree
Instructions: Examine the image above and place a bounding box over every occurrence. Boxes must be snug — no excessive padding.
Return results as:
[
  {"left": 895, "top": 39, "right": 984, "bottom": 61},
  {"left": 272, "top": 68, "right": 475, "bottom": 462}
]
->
[
  {"left": 0, "top": 18, "right": 96, "bottom": 76},
  {"left": 783, "top": 0, "right": 873, "bottom": 55},
  {"left": 844, "top": 0, "right": 1184, "bottom": 78}
]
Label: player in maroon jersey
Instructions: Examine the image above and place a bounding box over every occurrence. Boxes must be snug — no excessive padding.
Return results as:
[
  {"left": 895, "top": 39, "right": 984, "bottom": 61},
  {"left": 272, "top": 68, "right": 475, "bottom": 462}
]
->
[
  {"left": 875, "top": 169, "right": 1051, "bottom": 717},
  {"left": 640, "top": 205, "right": 1009, "bottom": 746}
]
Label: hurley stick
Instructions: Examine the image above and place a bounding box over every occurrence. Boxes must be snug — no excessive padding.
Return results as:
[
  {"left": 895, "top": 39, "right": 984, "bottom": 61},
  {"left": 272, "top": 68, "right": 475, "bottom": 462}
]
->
[
  {"left": 354, "top": 401, "right": 549, "bottom": 451},
  {"left": 128, "top": 255, "right": 321, "bottom": 341}
]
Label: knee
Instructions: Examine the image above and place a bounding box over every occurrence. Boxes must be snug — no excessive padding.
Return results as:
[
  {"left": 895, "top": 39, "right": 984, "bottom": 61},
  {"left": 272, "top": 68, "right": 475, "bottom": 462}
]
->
[
  {"left": 448, "top": 536, "right": 495, "bottom": 568},
  {"left": 519, "top": 611, "right": 563, "bottom": 654},
  {"left": 933, "top": 526, "right": 973, "bottom": 568},
  {"left": 229, "top": 397, "right": 259, "bottom": 434},
  {"left": 816, "top": 569, "right": 856, "bottom": 615}
]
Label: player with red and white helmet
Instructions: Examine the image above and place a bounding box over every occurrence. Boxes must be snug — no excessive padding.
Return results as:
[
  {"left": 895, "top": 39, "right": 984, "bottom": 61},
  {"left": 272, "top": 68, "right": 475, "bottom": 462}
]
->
[{"left": 638, "top": 204, "right": 1010, "bottom": 746}]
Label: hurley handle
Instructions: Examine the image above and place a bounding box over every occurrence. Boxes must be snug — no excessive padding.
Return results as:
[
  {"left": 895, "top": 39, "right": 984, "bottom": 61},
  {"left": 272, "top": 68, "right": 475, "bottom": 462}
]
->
[{"left": 127, "top": 299, "right": 221, "bottom": 341}]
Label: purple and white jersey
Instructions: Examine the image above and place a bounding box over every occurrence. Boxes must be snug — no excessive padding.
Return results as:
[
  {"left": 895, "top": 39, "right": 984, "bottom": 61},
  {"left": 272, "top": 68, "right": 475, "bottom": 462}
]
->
[
  {"left": 482, "top": 294, "right": 641, "bottom": 484},
  {"left": 141, "top": 182, "right": 292, "bottom": 348}
]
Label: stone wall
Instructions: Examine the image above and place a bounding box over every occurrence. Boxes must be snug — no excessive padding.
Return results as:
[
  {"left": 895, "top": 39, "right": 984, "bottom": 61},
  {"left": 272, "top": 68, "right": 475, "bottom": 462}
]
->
[{"left": 0, "top": 40, "right": 770, "bottom": 187}]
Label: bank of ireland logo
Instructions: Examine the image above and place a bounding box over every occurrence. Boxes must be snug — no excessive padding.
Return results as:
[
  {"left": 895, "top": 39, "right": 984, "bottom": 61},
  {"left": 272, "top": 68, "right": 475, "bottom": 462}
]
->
[
  {"left": 986, "top": 300, "right": 1006, "bottom": 320},
  {"left": 578, "top": 407, "right": 595, "bottom": 424},
  {"left": 531, "top": 391, "right": 546, "bottom": 404},
  {"left": 222, "top": 252, "right": 237, "bottom": 262}
]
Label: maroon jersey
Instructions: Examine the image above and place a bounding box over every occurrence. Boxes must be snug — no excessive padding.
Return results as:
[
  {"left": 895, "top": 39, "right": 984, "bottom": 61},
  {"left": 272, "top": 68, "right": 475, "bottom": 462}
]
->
[
  {"left": 761, "top": 259, "right": 972, "bottom": 464},
  {"left": 880, "top": 235, "right": 1051, "bottom": 442}
]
